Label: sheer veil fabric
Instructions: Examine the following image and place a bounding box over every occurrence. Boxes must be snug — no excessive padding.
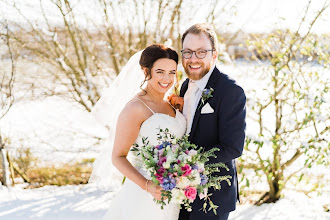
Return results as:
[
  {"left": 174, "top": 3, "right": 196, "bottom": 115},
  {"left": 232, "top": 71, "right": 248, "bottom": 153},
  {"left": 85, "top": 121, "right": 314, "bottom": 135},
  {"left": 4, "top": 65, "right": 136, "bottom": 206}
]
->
[{"left": 89, "top": 51, "right": 144, "bottom": 190}]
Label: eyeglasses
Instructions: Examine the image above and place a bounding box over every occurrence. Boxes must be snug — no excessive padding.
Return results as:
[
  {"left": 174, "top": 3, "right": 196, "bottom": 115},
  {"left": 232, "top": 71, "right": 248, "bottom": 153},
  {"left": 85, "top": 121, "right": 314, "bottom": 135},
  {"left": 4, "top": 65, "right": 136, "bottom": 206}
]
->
[{"left": 181, "top": 49, "right": 214, "bottom": 59}]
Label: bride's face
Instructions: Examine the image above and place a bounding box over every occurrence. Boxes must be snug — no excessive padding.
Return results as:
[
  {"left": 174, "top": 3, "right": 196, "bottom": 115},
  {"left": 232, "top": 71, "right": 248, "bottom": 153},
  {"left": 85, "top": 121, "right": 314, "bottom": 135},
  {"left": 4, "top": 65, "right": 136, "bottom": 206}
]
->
[{"left": 146, "top": 58, "right": 177, "bottom": 94}]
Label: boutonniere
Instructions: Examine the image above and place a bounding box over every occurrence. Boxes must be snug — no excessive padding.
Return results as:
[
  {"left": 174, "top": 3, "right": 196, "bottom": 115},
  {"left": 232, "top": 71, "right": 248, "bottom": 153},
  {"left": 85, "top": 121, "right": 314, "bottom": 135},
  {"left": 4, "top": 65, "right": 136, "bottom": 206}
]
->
[{"left": 198, "top": 87, "right": 214, "bottom": 109}]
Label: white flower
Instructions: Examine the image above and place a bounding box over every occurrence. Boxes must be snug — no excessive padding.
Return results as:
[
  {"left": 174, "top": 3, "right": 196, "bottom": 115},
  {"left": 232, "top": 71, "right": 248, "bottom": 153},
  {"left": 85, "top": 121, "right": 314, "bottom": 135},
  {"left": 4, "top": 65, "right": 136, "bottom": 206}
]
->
[
  {"left": 190, "top": 170, "right": 201, "bottom": 186},
  {"left": 163, "top": 161, "right": 171, "bottom": 169},
  {"left": 171, "top": 188, "right": 185, "bottom": 204},
  {"left": 178, "top": 154, "right": 188, "bottom": 163},
  {"left": 188, "top": 150, "right": 197, "bottom": 156},
  {"left": 148, "top": 167, "right": 155, "bottom": 173},
  {"left": 166, "top": 151, "right": 176, "bottom": 163},
  {"left": 174, "top": 164, "right": 180, "bottom": 171},
  {"left": 153, "top": 155, "right": 159, "bottom": 163},
  {"left": 177, "top": 176, "right": 191, "bottom": 188},
  {"left": 143, "top": 152, "right": 150, "bottom": 158},
  {"left": 197, "top": 162, "right": 205, "bottom": 172}
]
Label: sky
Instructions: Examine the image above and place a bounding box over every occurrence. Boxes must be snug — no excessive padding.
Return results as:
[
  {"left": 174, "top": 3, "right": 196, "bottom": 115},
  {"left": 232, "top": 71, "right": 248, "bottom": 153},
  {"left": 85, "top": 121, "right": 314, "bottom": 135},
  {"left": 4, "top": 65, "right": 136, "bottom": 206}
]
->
[
  {"left": 230, "top": 0, "right": 330, "bottom": 34},
  {"left": 0, "top": 0, "right": 329, "bottom": 34}
]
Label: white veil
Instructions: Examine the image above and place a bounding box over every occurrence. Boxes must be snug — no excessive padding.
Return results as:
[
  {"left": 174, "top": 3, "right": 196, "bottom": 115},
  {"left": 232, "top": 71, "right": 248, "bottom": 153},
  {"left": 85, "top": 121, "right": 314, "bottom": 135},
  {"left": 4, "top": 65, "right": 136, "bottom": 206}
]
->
[{"left": 89, "top": 50, "right": 144, "bottom": 191}]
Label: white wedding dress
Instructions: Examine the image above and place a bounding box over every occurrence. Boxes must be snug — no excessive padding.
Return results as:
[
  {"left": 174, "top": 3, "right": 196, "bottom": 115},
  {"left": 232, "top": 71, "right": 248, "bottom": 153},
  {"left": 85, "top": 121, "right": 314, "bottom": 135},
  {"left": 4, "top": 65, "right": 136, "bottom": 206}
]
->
[{"left": 102, "top": 100, "right": 187, "bottom": 220}]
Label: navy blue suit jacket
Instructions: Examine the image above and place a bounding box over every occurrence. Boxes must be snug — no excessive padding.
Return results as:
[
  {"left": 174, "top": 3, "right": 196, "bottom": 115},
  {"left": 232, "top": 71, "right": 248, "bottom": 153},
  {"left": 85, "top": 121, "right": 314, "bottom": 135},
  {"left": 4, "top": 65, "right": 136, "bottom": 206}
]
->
[{"left": 180, "top": 67, "right": 246, "bottom": 216}]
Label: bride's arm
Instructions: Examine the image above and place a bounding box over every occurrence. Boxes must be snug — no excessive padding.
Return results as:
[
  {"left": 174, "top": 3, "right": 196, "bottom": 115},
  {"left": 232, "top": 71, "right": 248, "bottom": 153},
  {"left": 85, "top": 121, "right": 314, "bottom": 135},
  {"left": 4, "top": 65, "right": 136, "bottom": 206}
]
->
[{"left": 112, "top": 101, "right": 163, "bottom": 200}]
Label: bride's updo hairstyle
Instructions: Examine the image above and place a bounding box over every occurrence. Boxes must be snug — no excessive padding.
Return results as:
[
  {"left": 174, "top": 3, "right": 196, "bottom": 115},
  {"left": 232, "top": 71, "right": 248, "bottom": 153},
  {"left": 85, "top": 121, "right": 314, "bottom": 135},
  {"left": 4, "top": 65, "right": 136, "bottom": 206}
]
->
[{"left": 139, "top": 44, "right": 179, "bottom": 92}]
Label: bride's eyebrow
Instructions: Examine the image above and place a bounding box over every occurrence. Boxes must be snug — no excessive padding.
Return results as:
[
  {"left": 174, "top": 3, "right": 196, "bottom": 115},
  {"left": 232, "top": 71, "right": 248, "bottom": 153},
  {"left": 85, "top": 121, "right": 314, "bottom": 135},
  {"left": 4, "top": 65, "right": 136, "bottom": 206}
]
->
[{"left": 155, "top": 69, "right": 176, "bottom": 73}]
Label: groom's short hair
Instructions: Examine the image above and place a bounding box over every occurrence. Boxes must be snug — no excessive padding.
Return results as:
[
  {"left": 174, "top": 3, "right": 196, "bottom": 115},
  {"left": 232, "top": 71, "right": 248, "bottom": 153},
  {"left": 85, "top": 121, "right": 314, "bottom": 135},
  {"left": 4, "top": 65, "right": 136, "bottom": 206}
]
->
[{"left": 181, "top": 23, "right": 218, "bottom": 53}]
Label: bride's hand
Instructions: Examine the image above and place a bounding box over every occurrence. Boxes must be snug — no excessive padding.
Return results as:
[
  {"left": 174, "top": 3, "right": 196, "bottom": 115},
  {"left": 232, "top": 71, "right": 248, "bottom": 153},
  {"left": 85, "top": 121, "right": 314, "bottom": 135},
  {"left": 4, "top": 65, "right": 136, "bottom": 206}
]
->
[
  {"left": 147, "top": 182, "right": 164, "bottom": 201},
  {"left": 168, "top": 94, "right": 184, "bottom": 112}
]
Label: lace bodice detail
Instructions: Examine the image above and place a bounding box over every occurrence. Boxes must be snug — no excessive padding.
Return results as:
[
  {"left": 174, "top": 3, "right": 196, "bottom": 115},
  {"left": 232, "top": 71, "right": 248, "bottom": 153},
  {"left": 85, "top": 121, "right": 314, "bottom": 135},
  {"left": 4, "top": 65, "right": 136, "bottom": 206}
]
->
[{"left": 128, "top": 109, "right": 186, "bottom": 171}]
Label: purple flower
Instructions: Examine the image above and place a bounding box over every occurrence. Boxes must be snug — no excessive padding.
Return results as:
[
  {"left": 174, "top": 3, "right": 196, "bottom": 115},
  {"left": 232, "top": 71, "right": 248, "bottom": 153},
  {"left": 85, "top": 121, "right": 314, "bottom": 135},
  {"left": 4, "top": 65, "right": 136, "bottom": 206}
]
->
[
  {"left": 157, "top": 167, "right": 166, "bottom": 175},
  {"left": 160, "top": 177, "right": 176, "bottom": 190},
  {"left": 157, "top": 156, "right": 167, "bottom": 167},
  {"left": 191, "top": 164, "right": 198, "bottom": 170},
  {"left": 158, "top": 148, "right": 165, "bottom": 156},
  {"left": 200, "top": 174, "right": 208, "bottom": 185},
  {"left": 171, "top": 144, "right": 179, "bottom": 152}
]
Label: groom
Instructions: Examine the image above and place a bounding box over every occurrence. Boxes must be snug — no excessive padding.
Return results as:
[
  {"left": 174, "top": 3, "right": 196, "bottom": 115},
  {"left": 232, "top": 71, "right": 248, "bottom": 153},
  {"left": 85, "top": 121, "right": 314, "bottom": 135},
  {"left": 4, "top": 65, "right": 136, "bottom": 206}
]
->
[{"left": 178, "top": 24, "right": 246, "bottom": 220}]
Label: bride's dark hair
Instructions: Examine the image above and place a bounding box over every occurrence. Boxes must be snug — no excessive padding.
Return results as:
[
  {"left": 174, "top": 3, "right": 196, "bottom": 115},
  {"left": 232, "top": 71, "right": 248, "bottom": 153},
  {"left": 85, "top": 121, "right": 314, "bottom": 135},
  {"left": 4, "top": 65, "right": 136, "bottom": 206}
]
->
[{"left": 139, "top": 44, "right": 179, "bottom": 94}]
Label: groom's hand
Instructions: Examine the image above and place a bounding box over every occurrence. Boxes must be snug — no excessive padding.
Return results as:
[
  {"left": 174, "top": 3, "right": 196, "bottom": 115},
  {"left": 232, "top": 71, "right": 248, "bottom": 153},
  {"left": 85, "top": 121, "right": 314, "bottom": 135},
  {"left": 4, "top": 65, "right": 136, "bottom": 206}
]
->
[{"left": 168, "top": 94, "right": 184, "bottom": 112}]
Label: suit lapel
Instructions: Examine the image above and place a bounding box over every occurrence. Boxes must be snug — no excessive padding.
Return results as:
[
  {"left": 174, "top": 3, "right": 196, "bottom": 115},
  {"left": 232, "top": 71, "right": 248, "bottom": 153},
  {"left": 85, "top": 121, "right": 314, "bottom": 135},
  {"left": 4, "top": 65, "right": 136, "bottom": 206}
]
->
[
  {"left": 180, "top": 78, "right": 189, "bottom": 97},
  {"left": 189, "top": 67, "right": 220, "bottom": 139}
]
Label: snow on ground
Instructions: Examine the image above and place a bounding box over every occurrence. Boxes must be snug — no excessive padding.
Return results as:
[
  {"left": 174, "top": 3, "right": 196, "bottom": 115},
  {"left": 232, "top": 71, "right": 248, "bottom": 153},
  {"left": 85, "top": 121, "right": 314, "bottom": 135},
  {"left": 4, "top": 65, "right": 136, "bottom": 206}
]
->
[
  {"left": 0, "top": 60, "right": 329, "bottom": 220},
  {"left": 0, "top": 184, "right": 329, "bottom": 220},
  {"left": 0, "top": 184, "right": 111, "bottom": 220}
]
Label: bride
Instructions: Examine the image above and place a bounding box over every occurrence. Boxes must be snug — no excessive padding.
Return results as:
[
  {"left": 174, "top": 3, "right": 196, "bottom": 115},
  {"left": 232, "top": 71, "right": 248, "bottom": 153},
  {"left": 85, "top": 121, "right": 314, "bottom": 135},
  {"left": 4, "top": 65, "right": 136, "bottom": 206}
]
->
[{"left": 90, "top": 44, "right": 186, "bottom": 220}]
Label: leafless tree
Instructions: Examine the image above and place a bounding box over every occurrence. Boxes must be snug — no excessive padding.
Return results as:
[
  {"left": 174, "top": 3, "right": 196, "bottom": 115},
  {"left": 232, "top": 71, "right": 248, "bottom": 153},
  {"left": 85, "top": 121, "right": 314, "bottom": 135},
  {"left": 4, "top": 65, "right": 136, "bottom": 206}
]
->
[
  {"left": 239, "top": 0, "right": 330, "bottom": 203},
  {"left": 0, "top": 19, "right": 15, "bottom": 119},
  {"left": 0, "top": 18, "right": 16, "bottom": 186}
]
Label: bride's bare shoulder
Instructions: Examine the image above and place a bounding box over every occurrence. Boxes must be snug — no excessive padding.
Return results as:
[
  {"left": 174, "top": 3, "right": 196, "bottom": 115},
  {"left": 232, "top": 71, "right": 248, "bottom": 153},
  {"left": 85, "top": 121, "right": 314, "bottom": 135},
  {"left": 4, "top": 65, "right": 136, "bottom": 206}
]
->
[{"left": 118, "top": 97, "right": 151, "bottom": 123}]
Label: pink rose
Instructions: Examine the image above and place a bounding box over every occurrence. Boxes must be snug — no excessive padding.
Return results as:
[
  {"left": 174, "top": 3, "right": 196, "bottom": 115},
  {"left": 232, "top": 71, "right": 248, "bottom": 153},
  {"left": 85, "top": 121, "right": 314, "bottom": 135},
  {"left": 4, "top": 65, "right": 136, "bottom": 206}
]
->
[
  {"left": 184, "top": 186, "right": 197, "bottom": 201},
  {"left": 155, "top": 173, "right": 164, "bottom": 184},
  {"left": 181, "top": 164, "right": 192, "bottom": 176}
]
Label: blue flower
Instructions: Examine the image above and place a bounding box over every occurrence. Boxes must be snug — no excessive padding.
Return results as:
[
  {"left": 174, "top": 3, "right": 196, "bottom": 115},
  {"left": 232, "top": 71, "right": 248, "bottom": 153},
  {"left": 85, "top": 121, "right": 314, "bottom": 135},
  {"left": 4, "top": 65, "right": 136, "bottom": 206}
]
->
[
  {"left": 163, "top": 141, "right": 171, "bottom": 146},
  {"left": 191, "top": 164, "right": 198, "bottom": 170},
  {"left": 200, "top": 174, "right": 208, "bottom": 185},
  {"left": 199, "top": 87, "right": 214, "bottom": 109},
  {"left": 204, "top": 88, "right": 211, "bottom": 95},
  {"left": 158, "top": 144, "right": 164, "bottom": 150},
  {"left": 160, "top": 177, "right": 176, "bottom": 190}
]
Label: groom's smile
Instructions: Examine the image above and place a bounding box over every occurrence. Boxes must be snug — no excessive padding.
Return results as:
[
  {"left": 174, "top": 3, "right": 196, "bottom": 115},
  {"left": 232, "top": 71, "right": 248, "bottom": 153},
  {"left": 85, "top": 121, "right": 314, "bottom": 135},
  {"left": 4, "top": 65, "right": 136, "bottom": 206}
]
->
[
  {"left": 188, "top": 63, "right": 203, "bottom": 72},
  {"left": 182, "top": 33, "right": 217, "bottom": 80}
]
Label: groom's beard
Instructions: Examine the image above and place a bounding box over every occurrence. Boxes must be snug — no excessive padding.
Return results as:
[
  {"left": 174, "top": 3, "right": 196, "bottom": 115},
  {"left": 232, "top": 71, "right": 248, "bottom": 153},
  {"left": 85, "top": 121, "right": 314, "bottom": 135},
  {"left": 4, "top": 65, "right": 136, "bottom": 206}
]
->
[{"left": 183, "top": 61, "right": 211, "bottom": 81}]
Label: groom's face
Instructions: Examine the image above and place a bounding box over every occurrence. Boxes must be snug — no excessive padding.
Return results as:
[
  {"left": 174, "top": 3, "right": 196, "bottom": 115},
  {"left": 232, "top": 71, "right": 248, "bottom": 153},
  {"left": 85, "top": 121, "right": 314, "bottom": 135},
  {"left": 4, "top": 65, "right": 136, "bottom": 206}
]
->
[{"left": 182, "top": 33, "right": 217, "bottom": 80}]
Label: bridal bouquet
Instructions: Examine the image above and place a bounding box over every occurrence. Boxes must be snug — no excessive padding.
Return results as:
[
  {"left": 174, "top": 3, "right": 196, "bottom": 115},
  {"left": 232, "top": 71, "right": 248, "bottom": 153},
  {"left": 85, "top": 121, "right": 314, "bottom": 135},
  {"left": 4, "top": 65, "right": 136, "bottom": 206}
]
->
[{"left": 131, "top": 128, "right": 231, "bottom": 214}]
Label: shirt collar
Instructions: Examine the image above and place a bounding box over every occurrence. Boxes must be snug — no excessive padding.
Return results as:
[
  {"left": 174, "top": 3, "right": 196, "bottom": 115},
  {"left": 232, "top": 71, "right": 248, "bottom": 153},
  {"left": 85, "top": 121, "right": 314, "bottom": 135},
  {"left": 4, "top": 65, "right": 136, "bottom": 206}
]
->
[{"left": 190, "top": 64, "right": 216, "bottom": 91}]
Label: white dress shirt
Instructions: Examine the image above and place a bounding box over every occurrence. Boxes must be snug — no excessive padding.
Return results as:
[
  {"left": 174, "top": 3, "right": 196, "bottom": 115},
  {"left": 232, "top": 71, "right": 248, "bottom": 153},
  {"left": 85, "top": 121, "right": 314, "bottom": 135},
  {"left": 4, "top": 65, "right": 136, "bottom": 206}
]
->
[{"left": 183, "top": 64, "right": 216, "bottom": 134}]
